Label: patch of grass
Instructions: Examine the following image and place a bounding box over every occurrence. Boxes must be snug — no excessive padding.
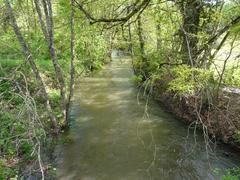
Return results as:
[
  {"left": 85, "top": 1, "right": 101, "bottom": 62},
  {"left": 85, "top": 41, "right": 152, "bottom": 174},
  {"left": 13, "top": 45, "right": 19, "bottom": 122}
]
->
[{"left": 0, "top": 58, "right": 22, "bottom": 69}]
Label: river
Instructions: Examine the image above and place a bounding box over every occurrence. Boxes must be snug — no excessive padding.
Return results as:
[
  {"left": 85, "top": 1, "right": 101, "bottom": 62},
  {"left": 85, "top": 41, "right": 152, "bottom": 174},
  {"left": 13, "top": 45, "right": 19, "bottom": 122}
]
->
[{"left": 55, "top": 56, "right": 240, "bottom": 180}]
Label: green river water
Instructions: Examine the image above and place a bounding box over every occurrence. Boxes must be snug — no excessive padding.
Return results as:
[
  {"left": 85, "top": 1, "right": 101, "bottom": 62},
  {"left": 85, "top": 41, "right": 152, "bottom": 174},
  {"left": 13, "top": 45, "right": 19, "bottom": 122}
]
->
[{"left": 56, "top": 57, "right": 240, "bottom": 180}]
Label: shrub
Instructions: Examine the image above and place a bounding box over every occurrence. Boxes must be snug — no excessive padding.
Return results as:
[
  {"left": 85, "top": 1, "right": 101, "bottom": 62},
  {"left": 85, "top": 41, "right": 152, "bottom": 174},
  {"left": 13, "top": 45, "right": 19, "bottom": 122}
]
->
[{"left": 167, "top": 65, "right": 214, "bottom": 95}]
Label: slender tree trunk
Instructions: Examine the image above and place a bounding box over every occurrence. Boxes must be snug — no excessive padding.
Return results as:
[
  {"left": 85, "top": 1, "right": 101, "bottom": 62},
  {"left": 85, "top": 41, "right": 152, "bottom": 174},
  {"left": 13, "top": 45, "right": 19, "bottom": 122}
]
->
[
  {"left": 156, "top": 23, "right": 161, "bottom": 50},
  {"left": 127, "top": 6, "right": 133, "bottom": 57},
  {"left": 108, "top": 28, "right": 118, "bottom": 61},
  {"left": 35, "top": 0, "right": 68, "bottom": 126},
  {"left": 41, "top": 0, "right": 49, "bottom": 26},
  {"left": 127, "top": 23, "right": 133, "bottom": 56},
  {"left": 34, "top": 0, "right": 49, "bottom": 40},
  {"left": 137, "top": 15, "right": 146, "bottom": 61},
  {"left": 66, "top": 0, "right": 76, "bottom": 125},
  {"left": 47, "top": 0, "right": 68, "bottom": 125},
  {"left": 155, "top": 0, "right": 161, "bottom": 51},
  {"left": 109, "top": 34, "right": 113, "bottom": 61},
  {"left": 31, "top": 0, "right": 38, "bottom": 35},
  {"left": 4, "top": 0, "right": 58, "bottom": 131}
]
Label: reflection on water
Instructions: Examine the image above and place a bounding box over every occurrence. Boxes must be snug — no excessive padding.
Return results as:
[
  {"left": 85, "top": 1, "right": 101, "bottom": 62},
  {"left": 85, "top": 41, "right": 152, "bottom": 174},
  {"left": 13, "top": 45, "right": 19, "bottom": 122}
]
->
[{"left": 56, "top": 57, "right": 240, "bottom": 180}]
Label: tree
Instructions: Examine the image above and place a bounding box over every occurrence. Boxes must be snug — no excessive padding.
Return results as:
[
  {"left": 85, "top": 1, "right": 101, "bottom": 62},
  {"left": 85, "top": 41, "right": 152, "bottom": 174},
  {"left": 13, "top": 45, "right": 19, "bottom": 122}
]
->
[
  {"left": 66, "top": 0, "right": 76, "bottom": 124},
  {"left": 178, "top": 0, "right": 203, "bottom": 65},
  {"left": 34, "top": 0, "right": 68, "bottom": 126},
  {"left": 4, "top": 0, "right": 58, "bottom": 131}
]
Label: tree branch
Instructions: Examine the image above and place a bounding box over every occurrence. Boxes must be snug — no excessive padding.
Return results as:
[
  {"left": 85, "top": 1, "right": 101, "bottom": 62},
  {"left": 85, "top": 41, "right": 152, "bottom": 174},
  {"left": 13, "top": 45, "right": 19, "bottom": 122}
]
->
[
  {"left": 197, "top": 16, "right": 240, "bottom": 56},
  {"left": 73, "top": 0, "right": 151, "bottom": 24}
]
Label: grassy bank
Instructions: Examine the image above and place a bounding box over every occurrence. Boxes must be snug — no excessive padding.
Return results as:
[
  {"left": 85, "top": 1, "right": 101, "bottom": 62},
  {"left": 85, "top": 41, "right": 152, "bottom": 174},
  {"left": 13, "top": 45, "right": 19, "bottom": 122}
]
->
[{"left": 0, "top": 54, "right": 109, "bottom": 179}]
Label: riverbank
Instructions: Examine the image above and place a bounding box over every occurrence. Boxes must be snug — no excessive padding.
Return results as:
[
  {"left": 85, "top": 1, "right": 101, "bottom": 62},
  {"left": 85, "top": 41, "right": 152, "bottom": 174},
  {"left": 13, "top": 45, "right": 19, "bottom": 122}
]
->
[
  {"left": 0, "top": 55, "right": 110, "bottom": 179},
  {"left": 133, "top": 57, "right": 240, "bottom": 151},
  {"left": 153, "top": 87, "right": 240, "bottom": 148}
]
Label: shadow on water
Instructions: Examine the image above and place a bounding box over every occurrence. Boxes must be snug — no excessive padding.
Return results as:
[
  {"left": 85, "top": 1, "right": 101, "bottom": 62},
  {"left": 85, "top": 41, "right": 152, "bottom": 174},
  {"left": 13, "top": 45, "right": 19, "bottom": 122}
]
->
[{"left": 55, "top": 55, "right": 240, "bottom": 180}]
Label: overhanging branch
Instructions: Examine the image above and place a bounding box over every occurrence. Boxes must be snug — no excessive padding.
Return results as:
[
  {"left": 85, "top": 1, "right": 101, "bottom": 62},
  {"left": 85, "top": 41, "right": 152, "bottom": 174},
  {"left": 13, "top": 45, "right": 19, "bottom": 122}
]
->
[{"left": 73, "top": 0, "right": 151, "bottom": 24}]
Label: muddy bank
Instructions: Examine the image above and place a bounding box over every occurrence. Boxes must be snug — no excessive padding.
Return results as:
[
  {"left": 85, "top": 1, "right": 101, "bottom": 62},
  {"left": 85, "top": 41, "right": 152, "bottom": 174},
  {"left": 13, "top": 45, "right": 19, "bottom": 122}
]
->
[{"left": 151, "top": 82, "right": 240, "bottom": 149}]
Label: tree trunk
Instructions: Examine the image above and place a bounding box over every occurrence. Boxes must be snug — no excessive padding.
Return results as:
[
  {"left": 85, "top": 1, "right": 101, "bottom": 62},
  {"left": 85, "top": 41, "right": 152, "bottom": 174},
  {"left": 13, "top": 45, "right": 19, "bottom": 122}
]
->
[
  {"left": 180, "top": 0, "right": 202, "bottom": 65},
  {"left": 127, "top": 6, "right": 133, "bottom": 56},
  {"left": 155, "top": 0, "right": 161, "bottom": 51},
  {"left": 137, "top": 15, "right": 146, "bottom": 61},
  {"left": 66, "top": 0, "right": 76, "bottom": 125},
  {"left": 156, "top": 23, "right": 161, "bottom": 50},
  {"left": 35, "top": 0, "right": 68, "bottom": 126},
  {"left": 4, "top": 0, "right": 58, "bottom": 131},
  {"left": 34, "top": 0, "right": 49, "bottom": 40}
]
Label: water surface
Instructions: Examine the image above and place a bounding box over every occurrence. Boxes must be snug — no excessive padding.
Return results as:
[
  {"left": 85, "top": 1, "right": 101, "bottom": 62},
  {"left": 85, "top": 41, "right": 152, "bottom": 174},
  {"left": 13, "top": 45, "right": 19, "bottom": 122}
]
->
[{"left": 56, "top": 57, "right": 240, "bottom": 180}]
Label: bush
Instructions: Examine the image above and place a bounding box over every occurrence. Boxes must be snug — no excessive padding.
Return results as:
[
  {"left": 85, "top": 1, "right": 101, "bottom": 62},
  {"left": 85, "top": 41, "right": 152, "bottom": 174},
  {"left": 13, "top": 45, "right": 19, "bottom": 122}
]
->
[
  {"left": 223, "top": 68, "right": 240, "bottom": 88},
  {"left": 167, "top": 65, "right": 215, "bottom": 95},
  {"left": 221, "top": 167, "right": 240, "bottom": 180}
]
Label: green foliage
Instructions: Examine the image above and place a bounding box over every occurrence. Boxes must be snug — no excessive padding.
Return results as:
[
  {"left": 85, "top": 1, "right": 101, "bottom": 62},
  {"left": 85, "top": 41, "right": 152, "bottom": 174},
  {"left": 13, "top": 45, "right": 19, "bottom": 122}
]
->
[
  {"left": 0, "top": 33, "right": 22, "bottom": 59},
  {"left": 214, "top": 167, "right": 240, "bottom": 180},
  {"left": 132, "top": 74, "right": 143, "bottom": 84},
  {"left": 133, "top": 52, "right": 167, "bottom": 78},
  {"left": 221, "top": 167, "right": 240, "bottom": 180},
  {"left": 233, "top": 131, "right": 240, "bottom": 143},
  {"left": 0, "top": 80, "right": 23, "bottom": 105},
  {"left": 223, "top": 68, "right": 240, "bottom": 88},
  {"left": 49, "top": 89, "right": 61, "bottom": 108},
  {"left": 75, "top": 33, "right": 108, "bottom": 72},
  {"left": 0, "top": 111, "right": 39, "bottom": 157},
  {"left": 135, "top": 54, "right": 215, "bottom": 96},
  {"left": 1, "top": 0, "right": 239, "bottom": 178},
  {"left": 0, "top": 159, "right": 18, "bottom": 180},
  {"left": 0, "top": 109, "right": 46, "bottom": 179},
  {"left": 168, "top": 65, "right": 214, "bottom": 95},
  {"left": 0, "top": 112, "right": 24, "bottom": 178},
  {"left": 222, "top": 1, "right": 240, "bottom": 24},
  {"left": 0, "top": 59, "right": 22, "bottom": 69},
  {"left": 133, "top": 52, "right": 217, "bottom": 96}
]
